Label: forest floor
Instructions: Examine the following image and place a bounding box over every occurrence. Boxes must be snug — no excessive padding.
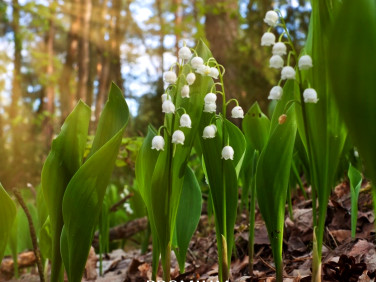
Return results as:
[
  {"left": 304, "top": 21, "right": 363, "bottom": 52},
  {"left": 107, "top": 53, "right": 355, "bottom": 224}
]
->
[{"left": 1, "top": 180, "right": 375, "bottom": 282}]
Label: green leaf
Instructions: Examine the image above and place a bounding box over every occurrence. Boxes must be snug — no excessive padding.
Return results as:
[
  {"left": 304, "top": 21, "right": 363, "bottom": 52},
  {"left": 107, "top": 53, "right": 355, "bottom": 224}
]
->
[
  {"left": 41, "top": 100, "right": 91, "bottom": 282},
  {"left": 256, "top": 105, "right": 297, "bottom": 281},
  {"left": 61, "top": 83, "right": 129, "bottom": 282},
  {"left": 242, "top": 102, "right": 270, "bottom": 152},
  {"left": 0, "top": 184, "right": 16, "bottom": 262},
  {"left": 174, "top": 166, "right": 202, "bottom": 272},
  {"left": 39, "top": 217, "right": 52, "bottom": 260},
  {"left": 348, "top": 164, "right": 362, "bottom": 238},
  {"left": 329, "top": 0, "right": 376, "bottom": 194}
]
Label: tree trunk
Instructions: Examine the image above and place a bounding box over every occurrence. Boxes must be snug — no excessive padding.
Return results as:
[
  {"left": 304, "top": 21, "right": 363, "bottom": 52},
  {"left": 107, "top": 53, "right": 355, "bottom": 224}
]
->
[
  {"left": 10, "top": 0, "right": 22, "bottom": 120},
  {"left": 76, "top": 0, "right": 92, "bottom": 102},
  {"left": 156, "top": 0, "right": 165, "bottom": 95},
  {"left": 59, "top": 0, "right": 80, "bottom": 122},
  {"left": 43, "top": 1, "right": 56, "bottom": 145},
  {"left": 173, "top": 0, "right": 182, "bottom": 59},
  {"left": 205, "top": 0, "right": 240, "bottom": 114}
]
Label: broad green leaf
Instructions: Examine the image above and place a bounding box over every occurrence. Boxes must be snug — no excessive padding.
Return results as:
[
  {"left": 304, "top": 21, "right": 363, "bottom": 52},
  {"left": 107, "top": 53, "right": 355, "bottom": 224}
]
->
[
  {"left": 199, "top": 113, "right": 244, "bottom": 280},
  {"left": 242, "top": 102, "right": 270, "bottom": 152},
  {"left": 61, "top": 83, "right": 129, "bottom": 282},
  {"left": 135, "top": 125, "right": 160, "bottom": 279},
  {"left": 304, "top": 0, "right": 347, "bottom": 263},
  {"left": 39, "top": 217, "right": 52, "bottom": 260},
  {"left": 329, "top": 0, "right": 376, "bottom": 198},
  {"left": 256, "top": 105, "right": 297, "bottom": 281},
  {"left": 348, "top": 164, "right": 362, "bottom": 238},
  {"left": 41, "top": 100, "right": 90, "bottom": 282},
  {"left": 0, "top": 184, "right": 16, "bottom": 262},
  {"left": 174, "top": 166, "right": 202, "bottom": 272}
]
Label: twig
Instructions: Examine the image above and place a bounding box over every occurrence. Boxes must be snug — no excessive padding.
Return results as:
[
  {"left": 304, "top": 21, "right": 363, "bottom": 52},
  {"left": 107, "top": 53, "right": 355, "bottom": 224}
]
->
[
  {"left": 109, "top": 193, "right": 134, "bottom": 212},
  {"left": 258, "top": 255, "right": 276, "bottom": 271},
  {"left": 13, "top": 190, "right": 45, "bottom": 282}
]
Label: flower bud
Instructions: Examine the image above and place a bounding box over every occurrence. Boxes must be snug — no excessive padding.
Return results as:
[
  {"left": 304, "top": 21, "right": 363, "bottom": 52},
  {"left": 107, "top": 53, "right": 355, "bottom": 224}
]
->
[
  {"left": 163, "top": 71, "right": 177, "bottom": 84},
  {"left": 151, "top": 135, "right": 165, "bottom": 151},
  {"left": 191, "top": 56, "right": 204, "bottom": 69},
  {"left": 181, "top": 85, "right": 190, "bottom": 98},
  {"left": 203, "top": 125, "right": 216, "bottom": 139},
  {"left": 162, "top": 100, "right": 175, "bottom": 113},
  {"left": 186, "top": 73, "right": 196, "bottom": 85},
  {"left": 221, "top": 145, "right": 234, "bottom": 160},
  {"left": 231, "top": 106, "right": 244, "bottom": 119},
  {"left": 209, "top": 67, "right": 219, "bottom": 79},
  {"left": 261, "top": 32, "right": 276, "bottom": 46},
  {"left": 204, "top": 93, "right": 217, "bottom": 104},
  {"left": 161, "top": 93, "right": 168, "bottom": 103},
  {"left": 281, "top": 66, "right": 296, "bottom": 80},
  {"left": 178, "top": 46, "right": 192, "bottom": 60},
  {"left": 204, "top": 102, "right": 216, "bottom": 113},
  {"left": 269, "top": 55, "right": 284, "bottom": 69},
  {"left": 278, "top": 114, "right": 287, "bottom": 124},
  {"left": 268, "top": 86, "right": 283, "bottom": 100},
  {"left": 303, "top": 88, "right": 318, "bottom": 103},
  {"left": 298, "top": 55, "right": 313, "bottom": 70},
  {"left": 180, "top": 114, "right": 192, "bottom": 128},
  {"left": 172, "top": 130, "right": 185, "bottom": 145},
  {"left": 272, "top": 42, "right": 287, "bottom": 56},
  {"left": 264, "top": 10, "right": 279, "bottom": 27}
]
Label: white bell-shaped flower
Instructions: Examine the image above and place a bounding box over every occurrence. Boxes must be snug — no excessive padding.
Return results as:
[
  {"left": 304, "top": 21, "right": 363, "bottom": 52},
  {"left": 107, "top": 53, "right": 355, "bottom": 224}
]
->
[
  {"left": 178, "top": 46, "right": 192, "bottom": 60},
  {"left": 204, "top": 93, "right": 217, "bottom": 104},
  {"left": 196, "top": 65, "right": 211, "bottom": 76},
  {"left": 281, "top": 66, "right": 296, "bottom": 80},
  {"left": 191, "top": 56, "right": 204, "bottom": 69},
  {"left": 186, "top": 73, "right": 196, "bottom": 85},
  {"left": 179, "top": 114, "right": 192, "bottom": 128},
  {"left": 203, "top": 124, "right": 217, "bottom": 139},
  {"left": 151, "top": 135, "right": 165, "bottom": 151},
  {"left": 181, "top": 85, "right": 190, "bottom": 98},
  {"left": 172, "top": 130, "right": 185, "bottom": 145},
  {"left": 162, "top": 100, "right": 175, "bottom": 113},
  {"left": 161, "top": 93, "right": 168, "bottom": 103},
  {"left": 264, "top": 10, "right": 279, "bottom": 27},
  {"left": 204, "top": 102, "right": 216, "bottom": 113},
  {"left": 163, "top": 71, "right": 177, "bottom": 84},
  {"left": 298, "top": 55, "right": 313, "bottom": 70},
  {"left": 272, "top": 42, "right": 287, "bottom": 56},
  {"left": 221, "top": 145, "right": 234, "bottom": 160},
  {"left": 269, "top": 55, "right": 284, "bottom": 69},
  {"left": 209, "top": 67, "right": 219, "bottom": 79},
  {"left": 261, "top": 32, "right": 276, "bottom": 46},
  {"left": 231, "top": 106, "right": 244, "bottom": 118},
  {"left": 303, "top": 88, "right": 318, "bottom": 103},
  {"left": 268, "top": 86, "right": 283, "bottom": 100}
]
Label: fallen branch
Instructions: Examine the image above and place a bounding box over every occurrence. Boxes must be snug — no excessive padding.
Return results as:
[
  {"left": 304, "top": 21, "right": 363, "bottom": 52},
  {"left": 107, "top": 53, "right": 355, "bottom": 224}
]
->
[{"left": 92, "top": 217, "right": 148, "bottom": 248}]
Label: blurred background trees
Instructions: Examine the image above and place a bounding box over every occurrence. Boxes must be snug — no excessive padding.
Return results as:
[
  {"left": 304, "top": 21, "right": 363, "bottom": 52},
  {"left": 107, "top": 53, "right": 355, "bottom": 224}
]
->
[{"left": 0, "top": 0, "right": 310, "bottom": 189}]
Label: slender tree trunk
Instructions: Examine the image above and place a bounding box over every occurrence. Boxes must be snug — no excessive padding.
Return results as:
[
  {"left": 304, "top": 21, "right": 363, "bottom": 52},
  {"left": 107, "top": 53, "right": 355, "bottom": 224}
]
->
[
  {"left": 110, "top": 0, "right": 124, "bottom": 91},
  {"left": 59, "top": 0, "right": 80, "bottom": 122},
  {"left": 76, "top": 0, "right": 92, "bottom": 102},
  {"left": 173, "top": 0, "right": 182, "bottom": 59},
  {"left": 156, "top": 0, "right": 165, "bottom": 95},
  {"left": 94, "top": 0, "right": 110, "bottom": 122},
  {"left": 43, "top": 1, "right": 56, "bottom": 145},
  {"left": 205, "top": 0, "right": 240, "bottom": 111},
  {"left": 10, "top": 0, "right": 22, "bottom": 120}
]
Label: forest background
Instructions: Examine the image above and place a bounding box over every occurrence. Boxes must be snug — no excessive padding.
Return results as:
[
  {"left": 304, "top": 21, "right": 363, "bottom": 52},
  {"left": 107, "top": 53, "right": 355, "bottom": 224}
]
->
[{"left": 0, "top": 0, "right": 310, "bottom": 190}]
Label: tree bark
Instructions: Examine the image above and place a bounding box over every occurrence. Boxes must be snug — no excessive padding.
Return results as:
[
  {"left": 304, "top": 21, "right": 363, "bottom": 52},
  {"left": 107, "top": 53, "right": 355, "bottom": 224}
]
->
[
  {"left": 205, "top": 0, "right": 240, "bottom": 113},
  {"left": 76, "top": 0, "right": 92, "bottom": 102},
  {"left": 59, "top": 0, "right": 80, "bottom": 122}
]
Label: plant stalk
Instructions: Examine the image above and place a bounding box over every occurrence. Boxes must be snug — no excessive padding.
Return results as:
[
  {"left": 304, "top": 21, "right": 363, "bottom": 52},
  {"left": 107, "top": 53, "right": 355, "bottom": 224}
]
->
[{"left": 13, "top": 190, "right": 45, "bottom": 282}]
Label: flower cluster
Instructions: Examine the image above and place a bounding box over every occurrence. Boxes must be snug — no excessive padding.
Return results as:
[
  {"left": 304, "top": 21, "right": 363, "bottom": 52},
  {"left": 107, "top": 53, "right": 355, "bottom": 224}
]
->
[
  {"left": 152, "top": 42, "right": 242, "bottom": 161},
  {"left": 262, "top": 10, "right": 317, "bottom": 104}
]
